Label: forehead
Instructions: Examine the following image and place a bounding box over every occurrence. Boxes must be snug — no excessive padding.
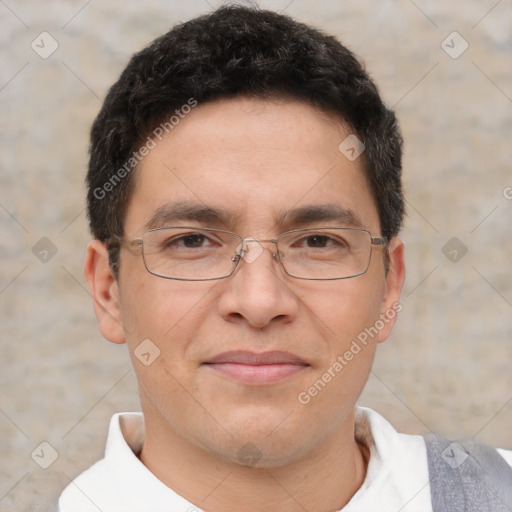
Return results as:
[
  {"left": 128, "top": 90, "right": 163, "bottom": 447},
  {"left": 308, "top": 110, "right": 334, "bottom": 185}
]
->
[{"left": 125, "top": 97, "right": 380, "bottom": 235}]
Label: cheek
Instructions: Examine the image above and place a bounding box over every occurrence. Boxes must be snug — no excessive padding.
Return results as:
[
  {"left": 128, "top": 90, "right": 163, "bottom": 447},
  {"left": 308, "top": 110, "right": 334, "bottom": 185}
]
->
[
  {"left": 295, "top": 282, "right": 382, "bottom": 425},
  {"left": 118, "top": 275, "right": 220, "bottom": 363},
  {"left": 117, "top": 278, "right": 210, "bottom": 409},
  {"left": 296, "top": 275, "right": 385, "bottom": 349}
]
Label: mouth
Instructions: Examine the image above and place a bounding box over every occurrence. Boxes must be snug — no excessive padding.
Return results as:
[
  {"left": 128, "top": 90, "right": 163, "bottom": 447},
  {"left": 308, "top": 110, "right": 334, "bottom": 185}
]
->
[{"left": 203, "top": 350, "right": 310, "bottom": 385}]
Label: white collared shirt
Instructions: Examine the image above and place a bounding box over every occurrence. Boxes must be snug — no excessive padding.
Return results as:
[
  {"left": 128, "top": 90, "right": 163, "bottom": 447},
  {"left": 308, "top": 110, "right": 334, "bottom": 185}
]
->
[{"left": 58, "top": 407, "right": 512, "bottom": 512}]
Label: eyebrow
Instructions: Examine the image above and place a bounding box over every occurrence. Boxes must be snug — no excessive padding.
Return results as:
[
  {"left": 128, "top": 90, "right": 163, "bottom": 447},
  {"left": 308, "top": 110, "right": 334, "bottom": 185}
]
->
[
  {"left": 145, "top": 201, "right": 365, "bottom": 232},
  {"left": 276, "top": 204, "right": 365, "bottom": 230},
  {"left": 145, "top": 201, "right": 234, "bottom": 230}
]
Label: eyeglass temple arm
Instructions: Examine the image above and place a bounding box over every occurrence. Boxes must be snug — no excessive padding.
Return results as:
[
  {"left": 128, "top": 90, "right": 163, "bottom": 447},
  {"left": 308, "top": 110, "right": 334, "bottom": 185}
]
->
[
  {"left": 371, "top": 237, "right": 387, "bottom": 246},
  {"left": 108, "top": 235, "right": 143, "bottom": 247}
]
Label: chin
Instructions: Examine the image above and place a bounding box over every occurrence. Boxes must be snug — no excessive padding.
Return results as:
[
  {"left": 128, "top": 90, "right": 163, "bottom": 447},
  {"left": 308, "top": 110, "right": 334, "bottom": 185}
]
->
[{"left": 205, "top": 411, "right": 316, "bottom": 468}]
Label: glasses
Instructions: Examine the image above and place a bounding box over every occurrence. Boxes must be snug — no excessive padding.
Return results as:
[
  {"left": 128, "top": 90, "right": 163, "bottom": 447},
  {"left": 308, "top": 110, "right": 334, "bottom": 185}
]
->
[{"left": 111, "top": 226, "right": 387, "bottom": 281}]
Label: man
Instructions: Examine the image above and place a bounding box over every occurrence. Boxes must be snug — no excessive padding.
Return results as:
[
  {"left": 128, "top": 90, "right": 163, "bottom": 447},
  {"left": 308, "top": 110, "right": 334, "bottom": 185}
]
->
[{"left": 59, "top": 5, "right": 512, "bottom": 511}]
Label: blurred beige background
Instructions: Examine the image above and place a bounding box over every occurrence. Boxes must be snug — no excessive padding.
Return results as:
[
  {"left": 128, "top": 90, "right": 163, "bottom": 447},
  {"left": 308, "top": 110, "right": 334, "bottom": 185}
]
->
[{"left": 1, "top": 0, "right": 511, "bottom": 510}]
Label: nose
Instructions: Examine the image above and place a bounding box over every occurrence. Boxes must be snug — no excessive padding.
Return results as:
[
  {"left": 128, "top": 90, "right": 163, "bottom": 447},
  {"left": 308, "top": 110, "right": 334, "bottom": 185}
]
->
[{"left": 217, "top": 240, "right": 299, "bottom": 329}]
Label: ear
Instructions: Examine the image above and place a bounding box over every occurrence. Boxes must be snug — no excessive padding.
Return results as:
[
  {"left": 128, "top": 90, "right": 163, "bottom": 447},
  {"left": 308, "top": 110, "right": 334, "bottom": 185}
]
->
[
  {"left": 377, "top": 236, "right": 406, "bottom": 343},
  {"left": 84, "top": 240, "right": 126, "bottom": 344}
]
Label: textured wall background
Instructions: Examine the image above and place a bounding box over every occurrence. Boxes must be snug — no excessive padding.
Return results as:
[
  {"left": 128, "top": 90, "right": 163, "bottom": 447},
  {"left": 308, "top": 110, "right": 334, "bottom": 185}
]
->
[{"left": 1, "top": 0, "right": 511, "bottom": 510}]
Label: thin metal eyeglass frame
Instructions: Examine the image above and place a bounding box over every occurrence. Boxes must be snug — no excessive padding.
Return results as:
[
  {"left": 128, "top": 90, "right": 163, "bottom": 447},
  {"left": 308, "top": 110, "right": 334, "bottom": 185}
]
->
[{"left": 110, "top": 226, "right": 388, "bottom": 281}]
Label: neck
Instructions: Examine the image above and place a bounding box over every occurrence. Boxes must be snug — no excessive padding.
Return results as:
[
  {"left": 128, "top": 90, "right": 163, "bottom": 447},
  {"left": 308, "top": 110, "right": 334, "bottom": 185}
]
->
[{"left": 138, "top": 404, "right": 368, "bottom": 512}]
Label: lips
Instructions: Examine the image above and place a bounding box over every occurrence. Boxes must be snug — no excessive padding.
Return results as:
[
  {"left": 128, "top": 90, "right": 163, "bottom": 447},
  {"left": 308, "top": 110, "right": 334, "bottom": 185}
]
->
[{"left": 203, "top": 350, "right": 309, "bottom": 385}]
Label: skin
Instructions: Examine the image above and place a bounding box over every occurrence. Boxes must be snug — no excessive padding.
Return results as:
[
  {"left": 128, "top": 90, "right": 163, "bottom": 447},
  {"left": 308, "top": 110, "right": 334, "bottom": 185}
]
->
[{"left": 85, "top": 97, "right": 405, "bottom": 511}]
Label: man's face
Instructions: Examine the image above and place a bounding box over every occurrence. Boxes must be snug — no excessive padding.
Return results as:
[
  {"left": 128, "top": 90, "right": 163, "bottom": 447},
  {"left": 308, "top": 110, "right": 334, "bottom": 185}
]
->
[{"left": 90, "top": 97, "right": 404, "bottom": 467}]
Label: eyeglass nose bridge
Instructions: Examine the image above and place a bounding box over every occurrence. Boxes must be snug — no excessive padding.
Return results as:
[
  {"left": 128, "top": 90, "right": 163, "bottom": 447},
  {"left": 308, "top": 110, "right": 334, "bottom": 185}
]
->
[{"left": 233, "top": 237, "right": 280, "bottom": 265}]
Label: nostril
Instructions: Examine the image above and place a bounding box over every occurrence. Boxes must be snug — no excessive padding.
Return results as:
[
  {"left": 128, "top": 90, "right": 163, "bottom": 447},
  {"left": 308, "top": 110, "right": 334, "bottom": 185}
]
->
[{"left": 228, "top": 312, "right": 245, "bottom": 322}]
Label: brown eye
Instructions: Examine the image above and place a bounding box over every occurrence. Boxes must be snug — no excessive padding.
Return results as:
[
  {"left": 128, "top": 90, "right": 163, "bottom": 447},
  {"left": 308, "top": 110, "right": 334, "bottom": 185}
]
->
[
  {"left": 178, "top": 234, "right": 208, "bottom": 248},
  {"left": 304, "top": 235, "right": 331, "bottom": 247}
]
